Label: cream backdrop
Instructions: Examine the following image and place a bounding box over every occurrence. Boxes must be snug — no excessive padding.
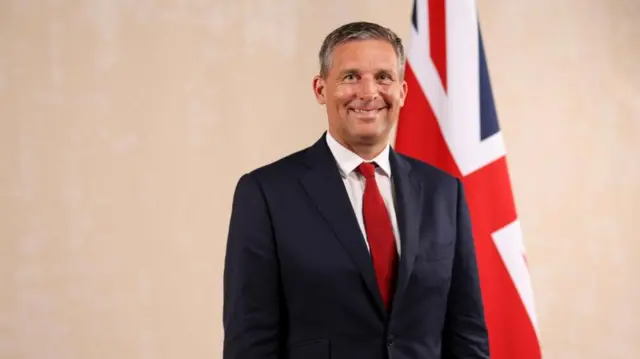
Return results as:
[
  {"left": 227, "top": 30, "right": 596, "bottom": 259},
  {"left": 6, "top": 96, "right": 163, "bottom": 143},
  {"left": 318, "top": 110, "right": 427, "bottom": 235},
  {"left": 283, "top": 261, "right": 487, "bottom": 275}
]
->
[{"left": 1, "top": 0, "right": 638, "bottom": 358}]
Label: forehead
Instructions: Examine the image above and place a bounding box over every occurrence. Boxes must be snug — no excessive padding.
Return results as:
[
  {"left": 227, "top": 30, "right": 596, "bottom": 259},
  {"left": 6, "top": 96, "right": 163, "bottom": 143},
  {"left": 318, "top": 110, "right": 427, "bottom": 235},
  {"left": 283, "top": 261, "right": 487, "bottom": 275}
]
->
[{"left": 328, "top": 39, "right": 399, "bottom": 74}]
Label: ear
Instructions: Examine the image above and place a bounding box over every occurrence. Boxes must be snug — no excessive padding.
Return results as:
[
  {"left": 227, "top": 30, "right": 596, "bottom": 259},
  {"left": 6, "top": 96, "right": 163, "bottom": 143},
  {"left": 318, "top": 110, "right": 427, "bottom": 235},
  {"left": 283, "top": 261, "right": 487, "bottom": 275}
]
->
[
  {"left": 398, "top": 80, "right": 408, "bottom": 107},
  {"left": 312, "top": 75, "right": 327, "bottom": 105}
]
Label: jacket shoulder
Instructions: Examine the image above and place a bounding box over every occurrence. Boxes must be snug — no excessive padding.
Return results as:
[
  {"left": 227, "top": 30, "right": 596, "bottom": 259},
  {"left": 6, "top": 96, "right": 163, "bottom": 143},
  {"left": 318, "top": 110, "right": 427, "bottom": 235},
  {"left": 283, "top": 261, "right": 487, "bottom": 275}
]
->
[
  {"left": 396, "top": 152, "right": 459, "bottom": 182},
  {"left": 242, "top": 145, "right": 311, "bottom": 184}
]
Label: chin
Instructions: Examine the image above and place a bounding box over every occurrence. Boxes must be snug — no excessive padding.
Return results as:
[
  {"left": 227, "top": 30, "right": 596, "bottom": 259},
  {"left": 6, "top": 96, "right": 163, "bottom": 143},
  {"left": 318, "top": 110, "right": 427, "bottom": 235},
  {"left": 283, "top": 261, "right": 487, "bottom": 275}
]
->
[{"left": 351, "top": 128, "right": 388, "bottom": 144}]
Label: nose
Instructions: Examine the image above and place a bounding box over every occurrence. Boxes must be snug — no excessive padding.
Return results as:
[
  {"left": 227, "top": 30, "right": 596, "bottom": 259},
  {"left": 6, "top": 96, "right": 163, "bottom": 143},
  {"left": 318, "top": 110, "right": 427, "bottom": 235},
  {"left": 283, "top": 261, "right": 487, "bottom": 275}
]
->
[{"left": 356, "top": 77, "right": 379, "bottom": 101}]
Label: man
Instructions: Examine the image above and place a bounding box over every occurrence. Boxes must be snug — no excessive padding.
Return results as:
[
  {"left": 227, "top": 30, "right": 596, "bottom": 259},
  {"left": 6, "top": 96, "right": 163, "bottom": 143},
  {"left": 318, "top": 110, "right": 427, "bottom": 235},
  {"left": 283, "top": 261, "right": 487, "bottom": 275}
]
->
[{"left": 223, "top": 21, "right": 489, "bottom": 359}]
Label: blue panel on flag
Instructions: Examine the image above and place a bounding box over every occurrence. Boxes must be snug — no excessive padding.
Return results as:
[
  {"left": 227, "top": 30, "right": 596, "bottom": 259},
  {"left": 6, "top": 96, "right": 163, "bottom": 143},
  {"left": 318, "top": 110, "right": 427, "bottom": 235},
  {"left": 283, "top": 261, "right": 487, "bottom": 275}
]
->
[
  {"left": 411, "top": 0, "right": 418, "bottom": 32},
  {"left": 479, "top": 30, "right": 500, "bottom": 140}
]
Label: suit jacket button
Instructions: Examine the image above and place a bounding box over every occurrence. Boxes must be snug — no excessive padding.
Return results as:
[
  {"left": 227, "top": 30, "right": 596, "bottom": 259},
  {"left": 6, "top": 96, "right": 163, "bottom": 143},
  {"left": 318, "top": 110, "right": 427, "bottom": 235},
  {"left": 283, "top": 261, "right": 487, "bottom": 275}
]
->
[{"left": 387, "top": 335, "right": 394, "bottom": 346}]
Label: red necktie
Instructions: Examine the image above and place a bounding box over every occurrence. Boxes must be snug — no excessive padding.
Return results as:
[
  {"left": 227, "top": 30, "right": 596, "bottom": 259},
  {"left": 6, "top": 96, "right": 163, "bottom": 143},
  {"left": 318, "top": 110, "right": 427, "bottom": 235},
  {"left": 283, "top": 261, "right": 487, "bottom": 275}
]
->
[{"left": 357, "top": 162, "right": 398, "bottom": 311}]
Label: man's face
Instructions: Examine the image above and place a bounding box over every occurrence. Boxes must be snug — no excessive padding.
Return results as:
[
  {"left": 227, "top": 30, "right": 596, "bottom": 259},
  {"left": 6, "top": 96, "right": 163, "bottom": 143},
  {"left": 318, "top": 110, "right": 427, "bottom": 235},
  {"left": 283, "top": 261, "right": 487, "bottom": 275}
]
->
[{"left": 313, "top": 39, "right": 407, "bottom": 149}]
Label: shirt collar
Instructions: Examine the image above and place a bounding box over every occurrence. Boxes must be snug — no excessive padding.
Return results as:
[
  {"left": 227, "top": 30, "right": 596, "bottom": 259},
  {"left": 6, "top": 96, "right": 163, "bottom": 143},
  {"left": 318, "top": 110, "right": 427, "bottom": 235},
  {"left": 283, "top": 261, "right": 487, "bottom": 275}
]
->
[{"left": 325, "top": 132, "right": 392, "bottom": 178}]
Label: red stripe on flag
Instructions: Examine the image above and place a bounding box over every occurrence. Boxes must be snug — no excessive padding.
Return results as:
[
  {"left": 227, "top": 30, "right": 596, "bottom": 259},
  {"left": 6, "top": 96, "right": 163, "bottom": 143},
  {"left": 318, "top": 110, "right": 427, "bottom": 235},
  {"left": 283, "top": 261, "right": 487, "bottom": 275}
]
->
[
  {"left": 463, "top": 159, "right": 541, "bottom": 359},
  {"left": 428, "top": 0, "right": 447, "bottom": 91},
  {"left": 467, "top": 233, "right": 542, "bottom": 359},
  {"left": 464, "top": 157, "right": 517, "bottom": 233},
  {"left": 396, "top": 63, "right": 459, "bottom": 177}
]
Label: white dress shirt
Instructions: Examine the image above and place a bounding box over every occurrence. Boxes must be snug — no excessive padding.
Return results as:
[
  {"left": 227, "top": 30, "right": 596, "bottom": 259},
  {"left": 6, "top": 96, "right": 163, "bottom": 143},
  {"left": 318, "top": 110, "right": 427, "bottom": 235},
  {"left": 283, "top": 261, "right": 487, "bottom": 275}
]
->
[{"left": 325, "top": 132, "right": 402, "bottom": 256}]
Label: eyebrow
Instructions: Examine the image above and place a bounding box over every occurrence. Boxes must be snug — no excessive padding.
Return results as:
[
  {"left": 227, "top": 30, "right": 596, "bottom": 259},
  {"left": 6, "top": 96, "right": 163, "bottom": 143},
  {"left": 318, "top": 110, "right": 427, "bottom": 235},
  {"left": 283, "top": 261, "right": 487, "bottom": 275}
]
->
[
  {"left": 338, "top": 68, "right": 360, "bottom": 76},
  {"left": 338, "top": 68, "right": 397, "bottom": 77}
]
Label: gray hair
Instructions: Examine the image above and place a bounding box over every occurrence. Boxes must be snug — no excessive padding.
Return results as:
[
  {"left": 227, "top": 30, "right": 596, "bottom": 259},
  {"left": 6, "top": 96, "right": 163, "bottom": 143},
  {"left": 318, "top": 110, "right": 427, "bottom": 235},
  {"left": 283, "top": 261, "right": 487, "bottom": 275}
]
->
[{"left": 318, "top": 21, "right": 406, "bottom": 79}]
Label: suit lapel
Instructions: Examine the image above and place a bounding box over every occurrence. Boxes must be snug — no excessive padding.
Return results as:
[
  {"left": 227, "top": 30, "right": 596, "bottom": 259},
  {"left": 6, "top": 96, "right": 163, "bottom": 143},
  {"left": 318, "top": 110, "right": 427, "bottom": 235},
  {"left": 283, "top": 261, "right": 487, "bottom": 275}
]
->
[
  {"left": 389, "top": 149, "right": 424, "bottom": 313},
  {"left": 299, "top": 134, "right": 387, "bottom": 319}
]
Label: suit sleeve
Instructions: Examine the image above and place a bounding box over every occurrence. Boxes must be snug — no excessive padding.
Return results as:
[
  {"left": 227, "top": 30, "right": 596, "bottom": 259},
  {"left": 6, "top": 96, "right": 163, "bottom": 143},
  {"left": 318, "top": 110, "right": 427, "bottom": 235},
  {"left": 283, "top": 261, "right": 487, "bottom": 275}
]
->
[
  {"left": 441, "top": 178, "right": 490, "bottom": 358},
  {"left": 223, "top": 173, "right": 282, "bottom": 359}
]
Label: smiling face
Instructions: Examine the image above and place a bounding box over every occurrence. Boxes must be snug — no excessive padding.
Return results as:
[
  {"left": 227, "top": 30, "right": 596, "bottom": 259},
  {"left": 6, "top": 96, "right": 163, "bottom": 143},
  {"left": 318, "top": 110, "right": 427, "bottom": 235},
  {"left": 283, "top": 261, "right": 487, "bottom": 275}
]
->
[{"left": 313, "top": 39, "right": 408, "bottom": 158}]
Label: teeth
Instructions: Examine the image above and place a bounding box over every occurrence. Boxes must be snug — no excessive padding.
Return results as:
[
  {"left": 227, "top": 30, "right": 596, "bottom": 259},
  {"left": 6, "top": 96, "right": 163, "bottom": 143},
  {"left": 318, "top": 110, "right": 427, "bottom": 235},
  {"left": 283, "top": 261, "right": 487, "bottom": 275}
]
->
[{"left": 353, "top": 109, "right": 378, "bottom": 113}]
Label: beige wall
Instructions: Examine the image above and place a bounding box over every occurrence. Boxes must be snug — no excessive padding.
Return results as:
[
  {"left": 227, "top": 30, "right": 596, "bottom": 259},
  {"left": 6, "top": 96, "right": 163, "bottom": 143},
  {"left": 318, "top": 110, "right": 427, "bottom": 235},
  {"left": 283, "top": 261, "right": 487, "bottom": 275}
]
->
[{"left": 1, "top": 1, "right": 638, "bottom": 358}]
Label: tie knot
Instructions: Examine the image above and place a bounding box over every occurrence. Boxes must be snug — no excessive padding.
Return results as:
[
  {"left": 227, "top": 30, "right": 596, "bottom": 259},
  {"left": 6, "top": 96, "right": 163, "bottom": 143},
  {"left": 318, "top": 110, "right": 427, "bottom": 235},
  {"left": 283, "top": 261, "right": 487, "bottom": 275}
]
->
[{"left": 357, "top": 162, "right": 377, "bottom": 179}]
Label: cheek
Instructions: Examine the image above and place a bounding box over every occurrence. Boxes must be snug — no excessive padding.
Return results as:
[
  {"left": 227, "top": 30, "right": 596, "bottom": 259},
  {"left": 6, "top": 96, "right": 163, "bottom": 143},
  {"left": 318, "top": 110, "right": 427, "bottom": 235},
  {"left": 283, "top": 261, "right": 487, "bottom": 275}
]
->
[
  {"left": 332, "top": 86, "right": 356, "bottom": 104},
  {"left": 382, "top": 88, "right": 403, "bottom": 107}
]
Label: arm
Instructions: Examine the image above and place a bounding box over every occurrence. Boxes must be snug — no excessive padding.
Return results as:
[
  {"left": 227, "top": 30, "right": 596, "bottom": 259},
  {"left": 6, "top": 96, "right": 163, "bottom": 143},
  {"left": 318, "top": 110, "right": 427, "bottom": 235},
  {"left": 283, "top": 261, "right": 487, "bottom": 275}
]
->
[
  {"left": 223, "top": 173, "right": 282, "bottom": 359},
  {"left": 441, "top": 179, "right": 490, "bottom": 358}
]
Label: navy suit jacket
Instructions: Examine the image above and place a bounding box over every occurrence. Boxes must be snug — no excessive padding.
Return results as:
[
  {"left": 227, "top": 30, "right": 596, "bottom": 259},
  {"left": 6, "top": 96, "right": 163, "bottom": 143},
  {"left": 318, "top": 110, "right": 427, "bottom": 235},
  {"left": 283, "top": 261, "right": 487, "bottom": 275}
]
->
[{"left": 223, "top": 134, "right": 489, "bottom": 359}]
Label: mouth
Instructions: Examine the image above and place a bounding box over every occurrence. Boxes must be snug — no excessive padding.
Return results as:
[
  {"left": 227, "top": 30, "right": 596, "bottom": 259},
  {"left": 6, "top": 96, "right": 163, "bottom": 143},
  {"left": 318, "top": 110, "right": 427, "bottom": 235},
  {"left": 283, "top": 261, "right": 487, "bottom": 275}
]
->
[{"left": 349, "top": 107, "right": 387, "bottom": 116}]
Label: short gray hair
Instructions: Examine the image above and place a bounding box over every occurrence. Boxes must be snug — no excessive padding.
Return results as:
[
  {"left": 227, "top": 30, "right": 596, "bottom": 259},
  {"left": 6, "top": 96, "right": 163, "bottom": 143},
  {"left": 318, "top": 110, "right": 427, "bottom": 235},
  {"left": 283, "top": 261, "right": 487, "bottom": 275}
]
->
[{"left": 318, "top": 21, "right": 406, "bottom": 79}]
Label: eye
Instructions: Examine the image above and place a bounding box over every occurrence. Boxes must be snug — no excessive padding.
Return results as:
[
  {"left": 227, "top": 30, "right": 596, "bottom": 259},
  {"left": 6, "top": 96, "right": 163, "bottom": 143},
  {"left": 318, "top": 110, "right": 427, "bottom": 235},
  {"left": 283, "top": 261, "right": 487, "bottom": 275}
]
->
[
  {"left": 343, "top": 73, "right": 357, "bottom": 82},
  {"left": 378, "top": 73, "right": 393, "bottom": 82}
]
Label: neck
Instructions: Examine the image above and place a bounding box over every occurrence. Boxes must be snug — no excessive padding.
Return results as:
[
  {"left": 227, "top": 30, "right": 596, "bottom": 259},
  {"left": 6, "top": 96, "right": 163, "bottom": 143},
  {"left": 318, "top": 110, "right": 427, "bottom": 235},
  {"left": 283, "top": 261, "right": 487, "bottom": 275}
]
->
[{"left": 329, "top": 129, "right": 387, "bottom": 161}]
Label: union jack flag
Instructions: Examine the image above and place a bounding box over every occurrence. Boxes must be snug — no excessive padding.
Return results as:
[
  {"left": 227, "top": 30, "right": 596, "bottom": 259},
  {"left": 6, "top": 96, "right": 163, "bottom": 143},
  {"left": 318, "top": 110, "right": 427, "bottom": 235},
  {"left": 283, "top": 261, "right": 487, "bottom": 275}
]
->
[{"left": 395, "top": 1, "right": 542, "bottom": 357}]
